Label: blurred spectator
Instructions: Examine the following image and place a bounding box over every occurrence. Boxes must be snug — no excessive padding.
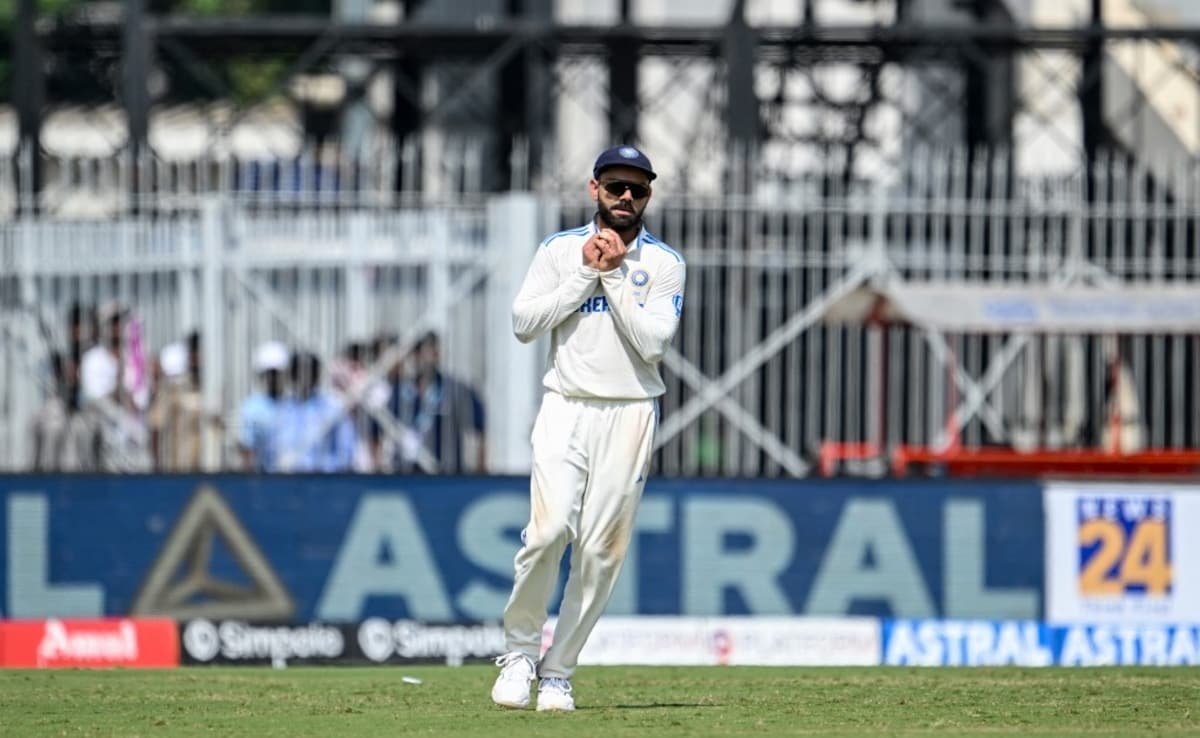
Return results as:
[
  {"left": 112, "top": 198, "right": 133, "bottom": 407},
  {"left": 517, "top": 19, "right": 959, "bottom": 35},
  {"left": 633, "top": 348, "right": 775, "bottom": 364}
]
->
[
  {"left": 66, "top": 301, "right": 95, "bottom": 367},
  {"left": 271, "top": 350, "right": 358, "bottom": 473},
  {"left": 29, "top": 351, "right": 104, "bottom": 471},
  {"left": 371, "top": 332, "right": 400, "bottom": 371},
  {"left": 123, "top": 311, "right": 151, "bottom": 412},
  {"left": 30, "top": 352, "right": 70, "bottom": 470},
  {"left": 147, "top": 332, "right": 209, "bottom": 472},
  {"left": 30, "top": 352, "right": 89, "bottom": 470},
  {"left": 362, "top": 339, "right": 393, "bottom": 413},
  {"left": 79, "top": 302, "right": 151, "bottom": 472},
  {"left": 380, "top": 331, "right": 486, "bottom": 474},
  {"left": 80, "top": 301, "right": 149, "bottom": 409},
  {"left": 79, "top": 303, "right": 121, "bottom": 405},
  {"left": 368, "top": 332, "right": 407, "bottom": 471},
  {"left": 238, "top": 340, "right": 290, "bottom": 472},
  {"left": 331, "top": 340, "right": 388, "bottom": 472},
  {"left": 334, "top": 339, "right": 392, "bottom": 412},
  {"left": 330, "top": 341, "right": 367, "bottom": 397}
]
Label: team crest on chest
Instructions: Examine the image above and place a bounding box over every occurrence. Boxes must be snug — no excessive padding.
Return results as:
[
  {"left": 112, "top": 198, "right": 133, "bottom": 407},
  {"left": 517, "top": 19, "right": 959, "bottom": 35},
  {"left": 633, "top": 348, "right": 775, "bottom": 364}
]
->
[{"left": 631, "top": 269, "right": 649, "bottom": 286}]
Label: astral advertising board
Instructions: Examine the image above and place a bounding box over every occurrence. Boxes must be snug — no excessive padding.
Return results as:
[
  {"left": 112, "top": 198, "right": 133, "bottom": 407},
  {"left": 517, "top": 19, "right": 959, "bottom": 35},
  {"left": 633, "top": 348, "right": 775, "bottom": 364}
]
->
[
  {"left": 0, "top": 475, "right": 1043, "bottom": 622},
  {"left": 883, "top": 619, "right": 1200, "bottom": 666}
]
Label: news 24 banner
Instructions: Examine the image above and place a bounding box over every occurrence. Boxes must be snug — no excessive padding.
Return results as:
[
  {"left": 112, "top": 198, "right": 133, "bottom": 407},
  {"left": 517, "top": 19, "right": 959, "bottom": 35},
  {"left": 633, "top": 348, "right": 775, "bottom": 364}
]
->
[{"left": 1045, "top": 482, "right": 1200, "bottom": 623}]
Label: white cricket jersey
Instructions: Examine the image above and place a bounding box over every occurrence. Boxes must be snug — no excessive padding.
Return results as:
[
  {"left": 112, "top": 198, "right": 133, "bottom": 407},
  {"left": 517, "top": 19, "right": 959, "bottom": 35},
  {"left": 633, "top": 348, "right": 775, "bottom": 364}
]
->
[{"left": 512, "top": 220, "right": 686, "bottom": 400}]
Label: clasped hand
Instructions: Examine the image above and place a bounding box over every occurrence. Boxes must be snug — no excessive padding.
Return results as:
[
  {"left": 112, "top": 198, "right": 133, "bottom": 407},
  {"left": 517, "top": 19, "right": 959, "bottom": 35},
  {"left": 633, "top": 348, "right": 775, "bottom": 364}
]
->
[{"left": 582, "top": 229, "right": 626, "bottom": 271}]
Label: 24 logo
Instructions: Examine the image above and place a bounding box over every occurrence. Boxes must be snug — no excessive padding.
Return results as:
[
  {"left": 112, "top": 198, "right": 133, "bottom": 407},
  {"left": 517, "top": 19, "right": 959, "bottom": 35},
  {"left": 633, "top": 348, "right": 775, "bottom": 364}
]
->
[{"left": 1077, "top": 496, "right": 1172, "bottom": 597}]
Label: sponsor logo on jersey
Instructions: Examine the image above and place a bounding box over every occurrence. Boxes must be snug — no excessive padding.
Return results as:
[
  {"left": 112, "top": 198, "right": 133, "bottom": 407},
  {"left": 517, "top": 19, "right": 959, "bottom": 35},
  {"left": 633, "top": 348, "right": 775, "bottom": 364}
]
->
[
  {"left": 579, "top": 295, "right": 609, "bottom": 313},
  {"left": 631, "top": 269, "right": 649, "bottom": 286}
]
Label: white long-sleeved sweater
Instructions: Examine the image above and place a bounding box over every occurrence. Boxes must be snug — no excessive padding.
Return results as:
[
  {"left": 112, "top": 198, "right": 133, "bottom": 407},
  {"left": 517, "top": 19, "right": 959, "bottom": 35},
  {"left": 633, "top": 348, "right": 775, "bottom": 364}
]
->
[{"left": 512, "top": 221, "right": 686, "bottom": 400}]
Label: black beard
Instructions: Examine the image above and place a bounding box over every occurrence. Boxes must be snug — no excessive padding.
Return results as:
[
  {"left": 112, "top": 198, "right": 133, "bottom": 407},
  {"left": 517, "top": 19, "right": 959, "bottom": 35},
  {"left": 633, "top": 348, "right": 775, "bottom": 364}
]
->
[{"left": 598, "top": 201, "right": 642, "bottom": 231}]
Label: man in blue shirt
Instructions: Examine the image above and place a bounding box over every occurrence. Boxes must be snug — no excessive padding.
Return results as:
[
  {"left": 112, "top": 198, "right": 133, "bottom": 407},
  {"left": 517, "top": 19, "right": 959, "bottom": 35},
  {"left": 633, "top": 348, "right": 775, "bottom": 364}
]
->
[
  {"left": 237, "top": 341, "right": 289, "bottom": 472},
  {"left": 271, "top": 350, "right": 357, "bottom": 473}
]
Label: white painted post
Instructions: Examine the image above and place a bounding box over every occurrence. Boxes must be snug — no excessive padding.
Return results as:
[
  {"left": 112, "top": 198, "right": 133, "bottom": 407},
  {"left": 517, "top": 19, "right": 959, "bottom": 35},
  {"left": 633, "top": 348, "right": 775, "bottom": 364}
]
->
[
  {"left": 484, "top": 193, "right": 550, "bottom": 475},
  {"left": 345, "top": 212, "right": 371, "bottom": 340},
  {"left": 199, "top": 198, "right": 225, "bottom": 471},
  {"left": 10, "top": 219, "right": 38, "bottom": 468},
  {"left": 427, "top": 213, "right": 451, "bottom": 336}
]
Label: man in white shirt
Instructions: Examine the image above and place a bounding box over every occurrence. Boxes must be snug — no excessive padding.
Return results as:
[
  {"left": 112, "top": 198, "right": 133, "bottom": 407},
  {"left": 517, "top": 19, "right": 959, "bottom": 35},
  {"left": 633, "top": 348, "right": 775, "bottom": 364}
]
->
[{"left": 491, "top": 146, "right": 686, "bottom": 712}]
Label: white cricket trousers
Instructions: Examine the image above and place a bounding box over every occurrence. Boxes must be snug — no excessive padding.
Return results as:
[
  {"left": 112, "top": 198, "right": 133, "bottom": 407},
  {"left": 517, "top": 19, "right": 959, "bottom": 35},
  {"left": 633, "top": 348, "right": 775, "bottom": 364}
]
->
[{"left": 502, "top": 391, "right": 657, "bottom": 679}]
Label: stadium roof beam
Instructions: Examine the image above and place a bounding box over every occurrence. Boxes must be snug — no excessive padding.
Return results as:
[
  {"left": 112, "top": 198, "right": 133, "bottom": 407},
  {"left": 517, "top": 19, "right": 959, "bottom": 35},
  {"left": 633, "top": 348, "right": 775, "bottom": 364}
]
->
[
  {"left": 12, "top": 0, "right": 44, "bottom": 210},
  {"left": 608, "top": 0, "right": 639, "bottom": 146},
  {"left": 494, "top": 0, "right": 554, "bottom": 191},
  {"left": 1081, "top": 0, "right": 1109, "bottom": 180},
  {"left": 11, "top": 14, "right": 1200, "bottom": 193},
  {"left": 123, "top": 0, "right": 151, "bottom": 169},
  {"left": 725, "top": 0, "right": 760, "bottom": 159},
  {"left": 22, "top": 19, "right": 1200, "bottom": 59}
]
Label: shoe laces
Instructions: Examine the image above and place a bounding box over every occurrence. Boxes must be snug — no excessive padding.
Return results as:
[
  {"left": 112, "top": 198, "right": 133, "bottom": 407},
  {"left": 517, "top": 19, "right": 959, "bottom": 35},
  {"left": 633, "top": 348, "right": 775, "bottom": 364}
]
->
[
  {"left": 540, "top": 677, "right": 572, "bottom": 694},
  {"left": 495, "top": 652, "right": 534, "bottom": 681}
]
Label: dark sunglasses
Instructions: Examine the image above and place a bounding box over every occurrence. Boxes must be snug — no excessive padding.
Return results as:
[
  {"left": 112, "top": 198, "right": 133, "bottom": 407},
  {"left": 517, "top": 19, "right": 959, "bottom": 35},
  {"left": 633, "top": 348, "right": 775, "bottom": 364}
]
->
[{"left": 600, "top": 180, "right": 651, "bottom": 199}]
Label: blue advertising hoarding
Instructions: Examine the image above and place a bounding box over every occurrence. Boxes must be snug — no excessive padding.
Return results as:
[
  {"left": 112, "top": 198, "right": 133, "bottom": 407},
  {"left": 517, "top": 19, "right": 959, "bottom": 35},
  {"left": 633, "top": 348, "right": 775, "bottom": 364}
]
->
[
  {"left": 0, "top": 475, "right": 1043, "bottom": 622},
  {"left": 882, "top": 620, "right": 1200, "bottom": 666}
]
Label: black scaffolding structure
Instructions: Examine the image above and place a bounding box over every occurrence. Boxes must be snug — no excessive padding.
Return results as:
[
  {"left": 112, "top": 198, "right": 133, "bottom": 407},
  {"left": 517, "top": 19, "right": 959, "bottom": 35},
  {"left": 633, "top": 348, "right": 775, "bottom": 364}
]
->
[{"left": 6, "top": 0, "right": 1200, "bottom": 196}]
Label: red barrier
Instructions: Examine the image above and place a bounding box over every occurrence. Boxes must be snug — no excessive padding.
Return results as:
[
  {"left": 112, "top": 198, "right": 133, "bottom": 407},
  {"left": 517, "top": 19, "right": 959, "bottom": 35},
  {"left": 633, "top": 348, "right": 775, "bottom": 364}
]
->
[
  {"left": 891, "top": 446, "right": 1200, "bottom": 478},
  {"left": 0, "top": 618, "right": 179, "bottom": 668}
]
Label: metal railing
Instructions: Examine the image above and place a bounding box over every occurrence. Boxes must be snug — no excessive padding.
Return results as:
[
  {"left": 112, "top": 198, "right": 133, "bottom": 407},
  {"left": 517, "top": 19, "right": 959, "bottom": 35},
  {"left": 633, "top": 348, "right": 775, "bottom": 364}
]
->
[{"left": 3, "top": 146, "right": 1200, "bottom": 476}]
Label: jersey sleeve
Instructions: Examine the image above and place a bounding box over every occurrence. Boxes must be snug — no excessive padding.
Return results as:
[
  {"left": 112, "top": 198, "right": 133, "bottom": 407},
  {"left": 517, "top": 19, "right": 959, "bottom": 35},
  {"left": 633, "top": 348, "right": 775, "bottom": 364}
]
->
[
  {"left": 512, "top": 241, "right": 600, "bottom": 344},
  {"left": 600, "top": 258, "right": 686, "bottom": 364}
]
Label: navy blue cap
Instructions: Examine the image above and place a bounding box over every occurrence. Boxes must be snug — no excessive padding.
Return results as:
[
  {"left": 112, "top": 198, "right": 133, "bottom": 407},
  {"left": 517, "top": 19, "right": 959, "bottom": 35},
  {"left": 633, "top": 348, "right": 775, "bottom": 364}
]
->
[{"left": 593, "top": 145, "right": 657, "bottom": 181}]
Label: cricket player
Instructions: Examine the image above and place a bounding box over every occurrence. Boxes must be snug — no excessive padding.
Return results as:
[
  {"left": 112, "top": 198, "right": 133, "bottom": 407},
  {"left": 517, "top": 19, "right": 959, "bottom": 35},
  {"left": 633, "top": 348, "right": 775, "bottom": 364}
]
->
[{"left": 491, "top": 146, "right": 685, "bottom": 711}]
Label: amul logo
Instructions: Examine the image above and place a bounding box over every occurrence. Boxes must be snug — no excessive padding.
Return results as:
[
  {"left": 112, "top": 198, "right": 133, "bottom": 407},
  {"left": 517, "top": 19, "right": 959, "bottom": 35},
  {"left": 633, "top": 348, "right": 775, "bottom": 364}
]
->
[{"left": 37, "top": 619, "right": 139, "bottom": 666}]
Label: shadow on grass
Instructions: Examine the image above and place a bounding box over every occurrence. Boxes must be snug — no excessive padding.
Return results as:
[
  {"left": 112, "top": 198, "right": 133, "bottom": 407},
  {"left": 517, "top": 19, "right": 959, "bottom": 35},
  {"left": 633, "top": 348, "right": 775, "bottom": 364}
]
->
[{"left": 587, "top": 702, "right": 721, "bottom": 710}]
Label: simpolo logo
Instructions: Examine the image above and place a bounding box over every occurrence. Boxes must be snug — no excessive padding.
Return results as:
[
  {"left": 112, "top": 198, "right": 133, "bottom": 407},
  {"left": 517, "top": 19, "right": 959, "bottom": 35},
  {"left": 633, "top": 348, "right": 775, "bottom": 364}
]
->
[
  {"left": 357, "top": 618, "right": 506, "bottom": 665},
  {"left": 182, "top": 620, "right": 220, "bottom": 662},
  {"left": 183, "top": 619, "right": 345, "bottom": 662}
]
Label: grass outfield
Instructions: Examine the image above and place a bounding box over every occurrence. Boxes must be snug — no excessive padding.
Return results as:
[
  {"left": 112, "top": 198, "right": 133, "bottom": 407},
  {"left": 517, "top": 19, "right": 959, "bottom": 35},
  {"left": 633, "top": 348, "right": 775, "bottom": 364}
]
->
[{"left": 1, "top": 665, "right": 1197, "bottom": 737}]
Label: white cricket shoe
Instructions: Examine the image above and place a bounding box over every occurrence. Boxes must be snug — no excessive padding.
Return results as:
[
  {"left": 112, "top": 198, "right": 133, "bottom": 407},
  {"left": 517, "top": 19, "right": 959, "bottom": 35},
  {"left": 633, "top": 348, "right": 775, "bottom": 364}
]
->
[
  {"left": 536, "top": 677, "right": 575, "bottom": 712},
  {"left": 491, "top": 652, "right": 536, "bottom": 709}
]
